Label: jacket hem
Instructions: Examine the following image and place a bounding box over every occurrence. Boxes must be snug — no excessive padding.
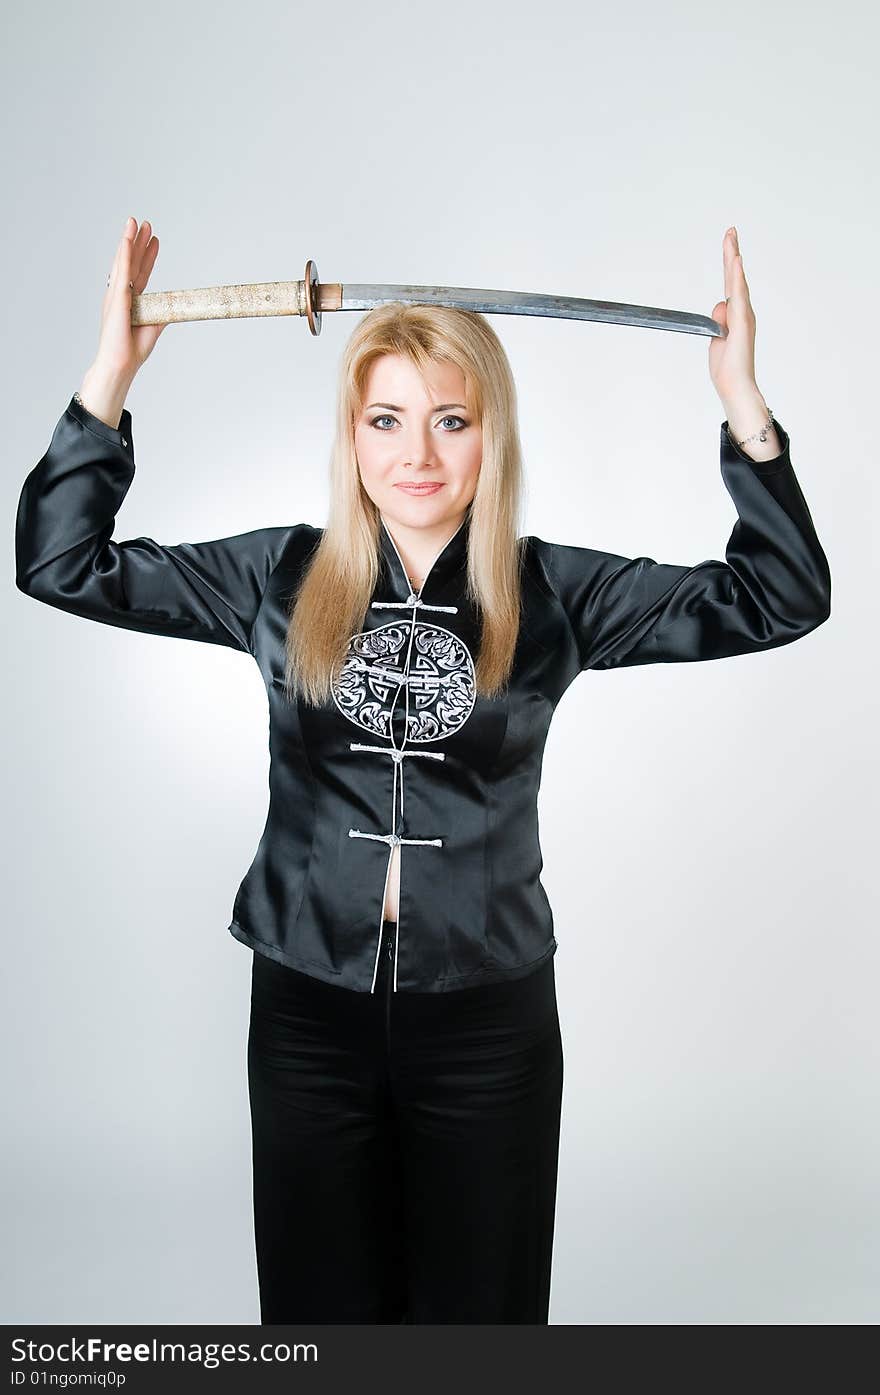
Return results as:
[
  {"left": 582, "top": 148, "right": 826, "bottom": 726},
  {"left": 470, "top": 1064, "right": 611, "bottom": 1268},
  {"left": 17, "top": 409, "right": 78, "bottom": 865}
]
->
[
  {"left": 229, "top": 919, "right": 558, "bottom": 993},
  {"left": 229, "top": 920, "right": 343, "bottom": 980},
  {"left": 430, "top": 939, "right": 558, "bottom": 990}
]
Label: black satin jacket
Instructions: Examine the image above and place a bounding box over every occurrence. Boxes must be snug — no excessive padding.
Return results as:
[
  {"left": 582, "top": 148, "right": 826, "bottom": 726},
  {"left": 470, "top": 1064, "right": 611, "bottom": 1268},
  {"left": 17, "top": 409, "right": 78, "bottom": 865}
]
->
[{"left": 15, "top": 395, "right": 831, "bottom": 993}]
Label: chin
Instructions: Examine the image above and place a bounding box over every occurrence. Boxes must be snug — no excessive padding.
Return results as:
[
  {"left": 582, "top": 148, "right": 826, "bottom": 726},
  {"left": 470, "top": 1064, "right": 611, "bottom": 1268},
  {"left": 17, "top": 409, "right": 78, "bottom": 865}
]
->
[{"left": 389, "top": 491, "right": 453, "bottom": 515}]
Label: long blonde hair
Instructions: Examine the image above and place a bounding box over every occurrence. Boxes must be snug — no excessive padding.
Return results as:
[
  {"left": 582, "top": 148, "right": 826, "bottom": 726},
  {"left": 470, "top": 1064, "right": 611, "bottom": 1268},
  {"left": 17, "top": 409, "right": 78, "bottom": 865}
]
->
[{"left": 283, "top": 303, "right": 527, "bottom": 706}]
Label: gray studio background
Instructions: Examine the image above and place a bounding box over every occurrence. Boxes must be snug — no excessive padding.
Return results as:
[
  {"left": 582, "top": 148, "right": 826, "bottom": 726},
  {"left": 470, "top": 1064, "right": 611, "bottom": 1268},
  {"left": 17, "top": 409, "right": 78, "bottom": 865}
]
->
[{"left": 4, "top": 0, "right": 875, "bottom": 1325}]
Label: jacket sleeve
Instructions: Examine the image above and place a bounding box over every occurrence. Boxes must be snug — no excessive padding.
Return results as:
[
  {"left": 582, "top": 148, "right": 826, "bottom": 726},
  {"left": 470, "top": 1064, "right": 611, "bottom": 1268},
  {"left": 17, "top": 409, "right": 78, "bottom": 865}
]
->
[
  {"left": 15, "top": 394, "right": 294, "bottom": 655},
  {"left": 533, "top": 416, "right": 832, "bottom": 671}
]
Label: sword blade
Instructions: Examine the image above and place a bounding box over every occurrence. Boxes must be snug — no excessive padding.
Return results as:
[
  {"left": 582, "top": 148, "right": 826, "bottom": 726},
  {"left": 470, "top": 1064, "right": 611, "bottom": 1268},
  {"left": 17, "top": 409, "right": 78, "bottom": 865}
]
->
[{"left": 338, "top": 282, "right": 724, "bottom": 338}]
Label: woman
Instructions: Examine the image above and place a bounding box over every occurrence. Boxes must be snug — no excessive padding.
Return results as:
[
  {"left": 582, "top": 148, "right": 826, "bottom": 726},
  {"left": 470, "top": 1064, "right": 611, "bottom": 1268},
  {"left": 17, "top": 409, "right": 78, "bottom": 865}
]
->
[{"left": 15, "top": 218, "right": 831, "bottom": 1324}]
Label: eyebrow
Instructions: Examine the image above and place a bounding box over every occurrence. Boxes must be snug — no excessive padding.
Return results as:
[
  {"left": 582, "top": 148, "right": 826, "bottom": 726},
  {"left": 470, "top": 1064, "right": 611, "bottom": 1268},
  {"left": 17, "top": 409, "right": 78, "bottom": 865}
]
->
[{"left": 365, "top": 402, "right": 469, "bottom": 412}]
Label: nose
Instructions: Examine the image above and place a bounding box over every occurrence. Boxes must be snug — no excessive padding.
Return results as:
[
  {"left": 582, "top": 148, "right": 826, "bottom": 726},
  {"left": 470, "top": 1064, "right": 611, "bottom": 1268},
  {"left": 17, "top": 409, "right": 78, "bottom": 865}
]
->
[
  {"left": 397, "top": 415, "right": 446, "bottom": 465},
  {"left": 402, "top": 428, "right": 439, "bottom": 469}
]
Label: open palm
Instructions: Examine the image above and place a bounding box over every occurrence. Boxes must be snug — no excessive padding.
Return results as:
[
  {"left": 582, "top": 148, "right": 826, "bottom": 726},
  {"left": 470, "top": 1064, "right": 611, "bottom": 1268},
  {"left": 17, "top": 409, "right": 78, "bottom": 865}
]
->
[
  {"left": 96, "top": 217, "right": 165, "bottom": 382},
  {"left": 708, "top": 227, "right": 758, "bottom": 404}
]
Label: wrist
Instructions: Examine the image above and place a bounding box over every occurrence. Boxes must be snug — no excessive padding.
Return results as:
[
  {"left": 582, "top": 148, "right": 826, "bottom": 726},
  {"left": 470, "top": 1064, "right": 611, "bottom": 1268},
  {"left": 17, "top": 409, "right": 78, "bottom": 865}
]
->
[
  {"left": 721, "top": 388, "right": 784, "bottom": 463},
  {"left": 721, "top": 381, "right": 766, "bottom": 420},
  {"left": 723, "top": 387, "right": 767, "bottom": 438},
  {"left": 77, "top": 363, "right": 134, "bottom": 431}
]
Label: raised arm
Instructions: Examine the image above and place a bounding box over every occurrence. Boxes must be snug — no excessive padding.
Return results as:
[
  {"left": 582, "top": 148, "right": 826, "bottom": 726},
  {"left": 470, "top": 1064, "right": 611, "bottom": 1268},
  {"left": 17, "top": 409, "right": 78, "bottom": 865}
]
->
[
  {"left": 532, "top": 415, "right": 831, "bottom": 670},
  {"left": 15, "top": 394, "right": 294, "bottom": 654},
  {"left": 15, "top": 216, "right": 296, "bottom": 655},
  {"left": 533, "top": 227, "right": 832, "bottom": 672}
]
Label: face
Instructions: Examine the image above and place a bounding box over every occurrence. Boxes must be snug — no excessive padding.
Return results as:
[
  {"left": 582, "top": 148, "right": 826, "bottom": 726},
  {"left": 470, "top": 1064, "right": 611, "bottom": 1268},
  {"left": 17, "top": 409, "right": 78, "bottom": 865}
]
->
[{"left": 354, "top": 354, "right": 482, "bottom": 538}]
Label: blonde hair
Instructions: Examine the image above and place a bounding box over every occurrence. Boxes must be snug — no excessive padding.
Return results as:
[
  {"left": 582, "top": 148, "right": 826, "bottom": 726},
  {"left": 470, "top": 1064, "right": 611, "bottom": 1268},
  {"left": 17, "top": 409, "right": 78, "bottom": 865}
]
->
[{"left": 283, "top": 302, "right": 527, "bottom": 706}]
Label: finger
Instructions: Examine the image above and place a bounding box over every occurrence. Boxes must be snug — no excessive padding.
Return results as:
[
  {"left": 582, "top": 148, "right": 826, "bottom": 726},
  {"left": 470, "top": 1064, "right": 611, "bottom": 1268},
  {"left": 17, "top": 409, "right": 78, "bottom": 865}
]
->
[
  {"left": 728, "top": 258, "right": 754, "bottom": 329},
  {"left": 133, "top": 234, "right": 160, "bottom": 294},
  {"left": 723, "top": 226, "right": 737, "bottom": 301},
  {"left": 129, "top": 220, "right": 152, "bottom": 286},
  {"left": 728, "top": 228, "right": 753, "bottom": 304},
  {"left": 119, "top": 219, "right": 137, "bottom": 297},
  {"left": 144, "top": 234, "right": 160, "bottom": 282},
  {"left": 107, "top": 216, "right": 134, "bottom": 290}
]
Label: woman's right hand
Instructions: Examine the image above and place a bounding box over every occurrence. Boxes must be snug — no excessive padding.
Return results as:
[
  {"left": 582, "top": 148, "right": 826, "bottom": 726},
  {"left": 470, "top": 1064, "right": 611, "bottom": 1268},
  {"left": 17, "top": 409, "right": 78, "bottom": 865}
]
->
[{"left": 92, "top": 216, "right": 166, "bottom": 385}]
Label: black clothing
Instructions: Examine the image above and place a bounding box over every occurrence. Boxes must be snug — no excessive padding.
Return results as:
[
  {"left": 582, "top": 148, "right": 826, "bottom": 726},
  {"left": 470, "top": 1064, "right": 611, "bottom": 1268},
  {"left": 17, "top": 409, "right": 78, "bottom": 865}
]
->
[
  {"left": 247, "top": 921, "right": 563, "bottom": 1323},
  {"left": 15, "top": 395, "right": 831, "bottom": 994}
]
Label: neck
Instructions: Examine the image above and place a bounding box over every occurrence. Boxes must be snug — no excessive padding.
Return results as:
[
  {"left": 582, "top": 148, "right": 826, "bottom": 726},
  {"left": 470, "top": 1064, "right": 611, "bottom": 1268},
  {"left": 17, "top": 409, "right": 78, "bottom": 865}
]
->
[{"left": 380, "top": 508, "right": 468, "bottom": 591}]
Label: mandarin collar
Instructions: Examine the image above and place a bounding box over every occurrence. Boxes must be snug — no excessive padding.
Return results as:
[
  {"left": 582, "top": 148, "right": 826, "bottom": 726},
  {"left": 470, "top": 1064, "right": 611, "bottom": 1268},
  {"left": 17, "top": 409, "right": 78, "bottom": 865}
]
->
[{"left": 378, "top": 505, "right": 471, "bottom": 601}]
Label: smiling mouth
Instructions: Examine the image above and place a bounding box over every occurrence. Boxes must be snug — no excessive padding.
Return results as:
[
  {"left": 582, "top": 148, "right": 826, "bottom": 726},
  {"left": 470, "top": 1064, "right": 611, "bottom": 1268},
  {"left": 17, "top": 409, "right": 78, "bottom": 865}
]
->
[{"left": 395, "top": 482, "right": 444, "bottom": 491}]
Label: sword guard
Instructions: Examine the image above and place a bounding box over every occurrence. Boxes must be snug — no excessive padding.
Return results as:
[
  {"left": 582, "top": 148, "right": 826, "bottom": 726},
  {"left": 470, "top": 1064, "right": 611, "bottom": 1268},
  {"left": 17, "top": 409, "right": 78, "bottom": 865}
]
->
[{"left": 303, "top": 257, "right": 321, "bottom": 336}]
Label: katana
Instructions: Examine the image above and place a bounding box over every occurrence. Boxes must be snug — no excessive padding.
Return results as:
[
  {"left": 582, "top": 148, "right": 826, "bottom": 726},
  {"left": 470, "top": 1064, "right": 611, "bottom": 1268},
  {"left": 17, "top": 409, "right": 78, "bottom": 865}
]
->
[{"left": 130, "top": 257, "right": 726, "bottom": 339}]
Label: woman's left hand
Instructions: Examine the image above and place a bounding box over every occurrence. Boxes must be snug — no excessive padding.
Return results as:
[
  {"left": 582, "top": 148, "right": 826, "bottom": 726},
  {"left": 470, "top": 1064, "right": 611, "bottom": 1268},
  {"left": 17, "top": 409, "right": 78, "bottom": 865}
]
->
[{"left": 708, "top": 228, "right": 759, "bottom": 405}]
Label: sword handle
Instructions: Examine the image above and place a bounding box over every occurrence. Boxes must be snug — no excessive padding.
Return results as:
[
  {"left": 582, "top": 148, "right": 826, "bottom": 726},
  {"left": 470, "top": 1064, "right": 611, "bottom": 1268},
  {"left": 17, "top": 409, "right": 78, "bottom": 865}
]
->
[{"left": 130, "top": 259, "right": 340, "bottom": 336}]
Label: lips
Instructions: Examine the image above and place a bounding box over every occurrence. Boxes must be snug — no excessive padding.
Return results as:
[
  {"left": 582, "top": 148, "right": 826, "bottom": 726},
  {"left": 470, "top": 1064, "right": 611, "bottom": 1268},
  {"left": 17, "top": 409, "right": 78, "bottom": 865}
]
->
[{"left": 395, "top": 483, "right": 444, "bottom": 494}]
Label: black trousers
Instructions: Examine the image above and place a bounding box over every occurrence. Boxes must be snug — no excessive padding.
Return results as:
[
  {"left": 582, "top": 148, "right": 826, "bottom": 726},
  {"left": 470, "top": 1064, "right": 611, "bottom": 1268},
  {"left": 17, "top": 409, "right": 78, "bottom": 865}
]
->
[{"left": 247, "top": 920, "right": 564, "bottom": 1324}]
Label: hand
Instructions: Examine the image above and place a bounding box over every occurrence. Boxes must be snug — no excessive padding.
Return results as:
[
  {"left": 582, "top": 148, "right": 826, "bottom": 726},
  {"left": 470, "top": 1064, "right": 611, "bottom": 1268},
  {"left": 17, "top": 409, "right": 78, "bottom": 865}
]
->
[
  {"left": 92, "top": 216, "right": 165, "bottom": 385},
  {"left": 708, "top": 227, "right": 759, "bottom": 405}
]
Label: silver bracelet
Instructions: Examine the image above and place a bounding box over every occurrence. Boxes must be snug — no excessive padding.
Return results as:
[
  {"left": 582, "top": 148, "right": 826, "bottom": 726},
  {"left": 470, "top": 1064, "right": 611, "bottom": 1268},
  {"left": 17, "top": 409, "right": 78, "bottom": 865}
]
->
[{"left": 734, "top": 405, "right": 775, "bottom": 448}]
